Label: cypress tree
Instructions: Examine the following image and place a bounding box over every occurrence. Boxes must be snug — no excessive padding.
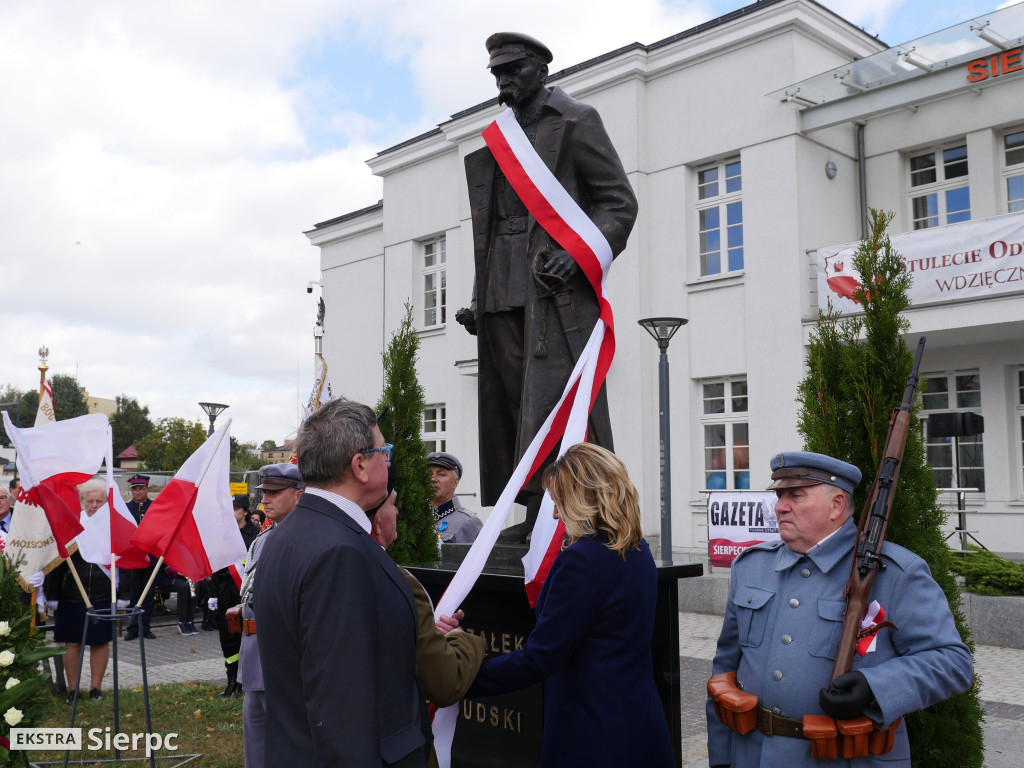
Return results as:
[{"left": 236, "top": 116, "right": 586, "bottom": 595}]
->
[
  {"left": 376, "top": 303, "right": 439, "bottom": 565},
  {"left": 797, "top": 209, "right": 984, "bottom": 767}
]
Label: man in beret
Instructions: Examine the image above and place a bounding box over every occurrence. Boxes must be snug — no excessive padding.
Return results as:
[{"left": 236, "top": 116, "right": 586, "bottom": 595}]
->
[
  {"left": 124, "top": 474, "right": 157, "bottom": 640},
  {"left": 706, "top": 451, "right": 973, "bottom": 768},
  {"left": 458, "top": 32, "right": 637, "bottom": 542},
  {"left": 238, "top": 463, "right": 304, "bottom": 768},
  {"left": 428, "top": 451, "right": 482, "bottom": 544}
]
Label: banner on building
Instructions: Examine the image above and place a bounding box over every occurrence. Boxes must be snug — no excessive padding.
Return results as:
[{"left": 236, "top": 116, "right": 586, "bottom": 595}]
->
[
  {"left": 818, "top": 211, "right": 1024, "bottom": 313},
  {"left": 707, "top": 491, "right": 780, "bottom": 567}
]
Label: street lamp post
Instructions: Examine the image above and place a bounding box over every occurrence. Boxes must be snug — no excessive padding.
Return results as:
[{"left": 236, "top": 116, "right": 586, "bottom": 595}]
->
[
  {"left": 638, "top": 317, "right": 688, "bottom": 561},
  {"left": 199, "top": 402, "right": 229, "bottom": 437}
]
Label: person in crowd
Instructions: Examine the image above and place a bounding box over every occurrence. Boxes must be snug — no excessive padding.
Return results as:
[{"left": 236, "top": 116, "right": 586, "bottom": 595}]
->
[
  {"left": 165, "top": 565, "right": 198, "bottom": 636},
  {"left": 43, "top": 481, "right": 115, "bottom": 703},
  {"left": 467, "top": 443, "right": 675, "bottom": 767},
  {"left": 124, "top": 474, "right": 156, "bottom": 640},
  {"left": 254, "top": 398, "right": 430, "bottom": 767},
  {"left": 237, "top": 463, "right": 305, "bottom": 768},
  {"left": 248, "top": 509, "right": 265, "bottom": 530},
  {"left": 428, "top": 451, "right": 482, "bottom": 543},
  {"left": 208, "top": 494, "right": 259, "bottom": 697},
  {"left": 706, "top": 450, "right": 974, "bottom": 768},
  {"left": 0, "top": 483, "right": 13, "bottom": 535}
]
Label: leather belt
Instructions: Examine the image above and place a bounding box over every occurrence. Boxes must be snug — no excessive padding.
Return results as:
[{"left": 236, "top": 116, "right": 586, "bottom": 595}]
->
[
  {"left": 241, "top": 618, "right": 257, "bottom": 635},
  {"left": 495, "top": 215, "right": 527, "bottom": 235},
  {"left": 757, "top": 706, "right": 804, "bottom": 738}
]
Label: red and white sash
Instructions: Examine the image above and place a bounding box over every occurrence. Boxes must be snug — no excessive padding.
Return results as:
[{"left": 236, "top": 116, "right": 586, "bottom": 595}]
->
[{"left": 431, "top": 107, "right": 618, "bottom": 767}]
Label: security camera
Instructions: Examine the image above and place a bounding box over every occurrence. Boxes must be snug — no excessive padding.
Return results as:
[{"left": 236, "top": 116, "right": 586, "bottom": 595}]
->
[{"left": 307, "top": 279, "right": 323, "bottom": 294}]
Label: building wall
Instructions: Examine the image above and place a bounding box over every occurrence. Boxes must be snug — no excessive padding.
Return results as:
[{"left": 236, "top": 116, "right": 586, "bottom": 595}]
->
[{"left": 308, "top": 0, "right": 1024, "bottom": 553}]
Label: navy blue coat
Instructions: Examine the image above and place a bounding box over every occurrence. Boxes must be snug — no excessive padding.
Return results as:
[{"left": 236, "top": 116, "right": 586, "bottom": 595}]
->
[{"left": 469, "top": 536, "right": 674, "bottom": 768}]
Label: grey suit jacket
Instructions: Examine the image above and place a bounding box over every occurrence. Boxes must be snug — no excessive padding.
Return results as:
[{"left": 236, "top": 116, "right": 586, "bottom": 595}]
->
[{"left": 254, "top": 493, "right": 429, "bottom": 767}]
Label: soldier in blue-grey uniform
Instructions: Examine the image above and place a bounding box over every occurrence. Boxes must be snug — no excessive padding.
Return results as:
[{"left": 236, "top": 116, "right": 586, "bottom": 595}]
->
[
  {"left": 707, "top": 450, "right": 973, "bottom": 767},
  {"left": 238, "top": 463, "right": 304, "bottom": 768},
  {"left": 428, "top": 451, "right": 483, "bottom": 543}
]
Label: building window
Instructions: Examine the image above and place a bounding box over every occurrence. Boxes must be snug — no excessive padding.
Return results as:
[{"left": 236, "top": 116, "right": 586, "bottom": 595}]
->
[
  {"left": 697, "top": 158, "right": 743, "bottom": 276},
  {"left": 423, "top": 404, "right": 447, "bottom": 454},
  {"left": 921, "top": 371, "right": 984, "bottom": 492},
  {"left": 1004, "top": 129, "right": 1024, "bottom": 213},
  {"left": 701, "top": 378, "right": 749, "bottom": 489},
  {"left": 909, "top": 144, "right": 970, "bottom": 230},
  {"left": 423, "top": 237, "right": 446, "bottom": 327}
]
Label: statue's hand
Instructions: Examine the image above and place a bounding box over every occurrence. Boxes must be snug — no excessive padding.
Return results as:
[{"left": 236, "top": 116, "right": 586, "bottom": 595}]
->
[
  {"left": 541, "top": 248, "right": 579, "bottom": 282},
  {"left": 455, "top": 306, "right": 477, "bottom": 336}
]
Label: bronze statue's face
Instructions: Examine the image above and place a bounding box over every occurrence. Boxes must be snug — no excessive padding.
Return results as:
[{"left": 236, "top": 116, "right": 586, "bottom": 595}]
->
[{"left": 492, "top": 57, "right": 546, "bottom": 108}]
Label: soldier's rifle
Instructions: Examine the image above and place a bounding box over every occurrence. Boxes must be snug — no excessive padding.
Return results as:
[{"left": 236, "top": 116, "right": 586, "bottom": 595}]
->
[{"left": 829, "top": 336, "right": 927, "bottom": 689}]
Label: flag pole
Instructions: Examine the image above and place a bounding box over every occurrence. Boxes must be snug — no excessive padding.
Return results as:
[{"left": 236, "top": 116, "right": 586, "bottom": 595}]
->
[
  {"left": 66, "top": 555, "right": 92, "bottom": 608},
  {"left": 133, "top": 421, "right": 231, "bottom": 607}
]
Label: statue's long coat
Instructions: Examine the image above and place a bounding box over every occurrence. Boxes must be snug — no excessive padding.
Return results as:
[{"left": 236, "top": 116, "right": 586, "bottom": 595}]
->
[{"left": 465, "top": 86, "right": 637, "bottom": 505}]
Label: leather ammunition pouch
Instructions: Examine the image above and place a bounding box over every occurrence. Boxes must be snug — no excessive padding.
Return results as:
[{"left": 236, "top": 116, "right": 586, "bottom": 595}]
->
[
  {"left": 708, "top": 672, "right": 900, "bottom": 759},
  {"left": 707, "top": 672, "right": 758, "bottom": 735},
  {"left": 225, "top": 604, "right": 243, "bottom": 634}
]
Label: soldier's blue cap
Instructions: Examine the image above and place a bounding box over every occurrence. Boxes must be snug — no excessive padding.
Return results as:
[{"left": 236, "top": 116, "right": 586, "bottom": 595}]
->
[
  {"left": 256, "top": 462, "right": 304, "bottom": 491},
  {"left": 128, "top": 474, "right": 150, "bottom": 486},
  {"left": 486, "top": 32, "right": 553, "bottom": 69},
  {"left": 767, "top": 451, "right": 862, "bottom": 495}
]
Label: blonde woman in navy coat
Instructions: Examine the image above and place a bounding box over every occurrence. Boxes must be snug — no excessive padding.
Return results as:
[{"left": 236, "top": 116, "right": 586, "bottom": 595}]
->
[{"left": 468, "top": 443, "right": 674, "bottom": 768}]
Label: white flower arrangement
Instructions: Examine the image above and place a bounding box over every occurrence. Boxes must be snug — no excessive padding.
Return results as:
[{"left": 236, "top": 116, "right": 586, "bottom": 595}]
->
[
  {"left": 0, "top": 621, "right": 9, "bottom": 637},
  {"left": 0, "top": 650, "right": 13, "bottom": 667},
  {"left": 3, "top": 707, "right": 22, "bottom": 726},
  {"left": 4, "top": 677, "right": 18, "bottom": 690}
]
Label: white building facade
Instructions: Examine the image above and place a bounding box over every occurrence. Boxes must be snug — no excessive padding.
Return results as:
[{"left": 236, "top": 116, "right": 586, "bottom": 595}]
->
[{"left": 307, "top": 0, "right": 1024, "bottom": 555}]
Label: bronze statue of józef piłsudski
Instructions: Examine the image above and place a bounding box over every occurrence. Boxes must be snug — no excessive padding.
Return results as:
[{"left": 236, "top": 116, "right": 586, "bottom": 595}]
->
[{"left": 456, "top": 32, "right": 638, "bottom": 541}]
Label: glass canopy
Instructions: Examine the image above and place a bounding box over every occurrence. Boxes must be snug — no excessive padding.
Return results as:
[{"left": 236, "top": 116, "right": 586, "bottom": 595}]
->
[{"left": 768, "top": 2, "right": 1024, "bottom": 107}]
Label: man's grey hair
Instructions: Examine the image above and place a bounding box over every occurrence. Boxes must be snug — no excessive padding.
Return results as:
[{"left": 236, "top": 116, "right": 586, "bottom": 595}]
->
[{"left": 296, "top": 398, "right": 377, "bottom": 487}]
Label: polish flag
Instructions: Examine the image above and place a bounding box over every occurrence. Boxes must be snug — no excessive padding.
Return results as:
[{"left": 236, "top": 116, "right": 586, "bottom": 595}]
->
[
  {"left": 2, "top": 411, "right": 109, "bottom": 557},
  {"left": 76, "top": 429, "right": 151, "bottom": 571},
  {"left": 130, "top": 420, "right": 246, "bottom": 582},
  {"left": 857, "top": 600, "right": 886, "bottom": 656}
]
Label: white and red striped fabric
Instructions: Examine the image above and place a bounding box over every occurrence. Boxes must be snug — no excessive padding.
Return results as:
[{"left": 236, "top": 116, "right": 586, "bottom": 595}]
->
[
  {"left": 76, "top": 428, "right": 151, "bottom": 571},
  {"left": 2, "top": 411, "right": 109, "bottom": 557},
  {"left": 430, "top": 107, "right": 618, "bottom": 767},
  {"left": 857, "top": 600, "right": 886, "bottom": 656},
  {"left": 130, "top": 420, "right": 246, "bottom": 582}
]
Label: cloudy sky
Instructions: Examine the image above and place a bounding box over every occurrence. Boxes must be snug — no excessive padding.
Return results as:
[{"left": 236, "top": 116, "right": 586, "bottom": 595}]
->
[{"left": 1, "top": 0, "right": 1013, "bottom": 446}]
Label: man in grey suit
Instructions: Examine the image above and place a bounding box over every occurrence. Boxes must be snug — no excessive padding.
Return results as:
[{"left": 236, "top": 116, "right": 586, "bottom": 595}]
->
[{"left": 254, "top": 400, "right": 430, "bottom": 767}]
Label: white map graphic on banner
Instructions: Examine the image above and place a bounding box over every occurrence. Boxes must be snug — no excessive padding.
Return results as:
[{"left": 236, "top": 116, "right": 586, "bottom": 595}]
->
[{"left": 818, "top": 211, "right": 1024, "bottom": 313}]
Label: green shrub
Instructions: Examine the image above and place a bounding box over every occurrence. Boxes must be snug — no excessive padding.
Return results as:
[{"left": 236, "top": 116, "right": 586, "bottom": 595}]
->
[{"left": 949, "top": 548, "right": 1024, "bottom": 596}]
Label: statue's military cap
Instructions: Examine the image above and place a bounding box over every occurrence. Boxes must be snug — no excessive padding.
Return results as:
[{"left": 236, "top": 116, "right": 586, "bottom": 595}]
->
[
  {"left": 485, "top": 32, "right": 553, "bottom": 69},
  {"left": 767, "top": 450, "right": 862, "bottom": 495}
]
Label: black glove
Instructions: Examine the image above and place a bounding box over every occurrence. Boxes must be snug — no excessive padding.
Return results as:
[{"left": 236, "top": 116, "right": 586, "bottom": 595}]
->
[{"left": 819, "top": 670, "right": 874, "bottom": 719}]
